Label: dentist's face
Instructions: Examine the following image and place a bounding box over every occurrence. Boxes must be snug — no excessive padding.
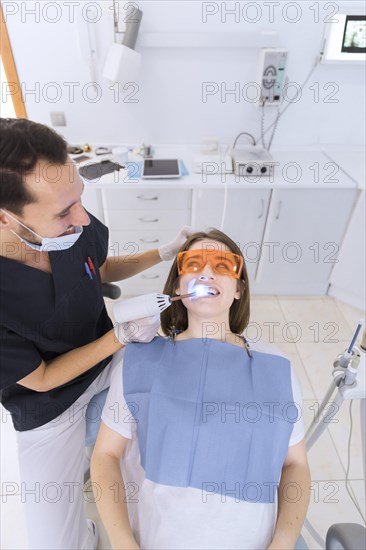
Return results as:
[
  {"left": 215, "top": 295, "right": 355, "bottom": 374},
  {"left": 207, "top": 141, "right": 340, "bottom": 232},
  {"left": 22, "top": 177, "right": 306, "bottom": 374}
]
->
[
  {"left": 1, "top": 159, "right": 90, "bottom": 245},
  {"left": 176, "top": 240, "right": 241, "bottom": 318}
]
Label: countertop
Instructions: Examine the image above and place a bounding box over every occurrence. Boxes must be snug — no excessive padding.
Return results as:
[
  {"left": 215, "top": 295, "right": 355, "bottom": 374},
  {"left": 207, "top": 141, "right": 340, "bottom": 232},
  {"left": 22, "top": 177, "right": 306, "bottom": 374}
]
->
[{"left": 73, "top": 146, "right": 365, "bottom": 190}]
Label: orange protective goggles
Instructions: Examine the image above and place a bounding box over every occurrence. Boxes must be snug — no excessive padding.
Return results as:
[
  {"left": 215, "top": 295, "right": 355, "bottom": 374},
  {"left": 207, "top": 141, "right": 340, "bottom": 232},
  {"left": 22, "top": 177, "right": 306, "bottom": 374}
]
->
[{"left": 177, "top": 249, "right": 243, "bottom": 279}]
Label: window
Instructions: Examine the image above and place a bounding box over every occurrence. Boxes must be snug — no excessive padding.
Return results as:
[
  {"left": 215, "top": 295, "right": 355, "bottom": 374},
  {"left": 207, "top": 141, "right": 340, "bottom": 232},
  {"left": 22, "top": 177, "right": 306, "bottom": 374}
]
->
[{"left": 0, "top": 5, "right": 27, "bottom": 118}]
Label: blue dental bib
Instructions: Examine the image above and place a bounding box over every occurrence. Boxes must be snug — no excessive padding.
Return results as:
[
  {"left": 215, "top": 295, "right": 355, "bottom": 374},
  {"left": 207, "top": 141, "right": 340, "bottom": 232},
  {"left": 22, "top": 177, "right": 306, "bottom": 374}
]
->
[{"left": 123, "top": 336, "right": 297, "bottom": 503}]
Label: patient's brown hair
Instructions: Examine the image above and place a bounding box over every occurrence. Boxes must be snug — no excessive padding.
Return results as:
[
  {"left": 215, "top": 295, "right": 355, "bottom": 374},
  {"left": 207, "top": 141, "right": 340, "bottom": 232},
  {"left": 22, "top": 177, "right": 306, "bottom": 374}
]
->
[{"left": 160, "top": 229, "right": 250, "bottom": 336}]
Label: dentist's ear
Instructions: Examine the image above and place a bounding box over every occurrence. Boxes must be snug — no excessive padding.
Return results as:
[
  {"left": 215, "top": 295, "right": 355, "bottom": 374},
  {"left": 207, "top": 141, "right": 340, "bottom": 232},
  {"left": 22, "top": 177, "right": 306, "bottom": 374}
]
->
[{"left": 0, "top": 210, "right": 11, "bottom": 227}]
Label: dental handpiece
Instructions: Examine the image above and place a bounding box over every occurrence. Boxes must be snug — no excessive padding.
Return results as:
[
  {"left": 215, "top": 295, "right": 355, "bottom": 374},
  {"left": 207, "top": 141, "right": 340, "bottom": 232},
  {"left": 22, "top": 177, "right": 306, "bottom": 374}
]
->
[
  {"left": 338, "top": 318, "right": 364, "bottom": 367},
  {"left": 113, "top": 290, "right": 206, "bottom": 323}
]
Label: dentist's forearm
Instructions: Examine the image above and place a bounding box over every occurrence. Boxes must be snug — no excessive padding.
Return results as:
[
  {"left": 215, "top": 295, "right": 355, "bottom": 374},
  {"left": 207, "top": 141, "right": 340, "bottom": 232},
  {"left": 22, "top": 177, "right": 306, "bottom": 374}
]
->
[
  {"left": 102, "top": 249, "right": 162, "bottom": 282},
  {"left": 18, "top": 329, "right": 123, "bottom": 392}
]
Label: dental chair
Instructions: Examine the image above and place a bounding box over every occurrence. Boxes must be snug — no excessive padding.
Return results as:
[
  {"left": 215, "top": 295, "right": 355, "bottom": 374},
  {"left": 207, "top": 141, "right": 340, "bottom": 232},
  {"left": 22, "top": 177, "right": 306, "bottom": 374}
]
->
[
  {"left": 294, "top": 319, "right": 366, "bottom": 550},
  {"left": 101, "top": 282, "right": 122, "bottom": 301},
  {"left": 295, "top": 524, "right": 366, "bottom": 549}
]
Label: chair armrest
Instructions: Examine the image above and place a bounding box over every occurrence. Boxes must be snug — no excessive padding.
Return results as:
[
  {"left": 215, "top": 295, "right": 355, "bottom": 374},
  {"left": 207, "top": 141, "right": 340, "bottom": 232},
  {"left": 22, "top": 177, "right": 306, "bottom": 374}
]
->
[
  {"left": 102, "top": 283, "right": 121, "bottom": 300},
  {"left": 326, "top": 523, "right": 366, "bottom": 550}
]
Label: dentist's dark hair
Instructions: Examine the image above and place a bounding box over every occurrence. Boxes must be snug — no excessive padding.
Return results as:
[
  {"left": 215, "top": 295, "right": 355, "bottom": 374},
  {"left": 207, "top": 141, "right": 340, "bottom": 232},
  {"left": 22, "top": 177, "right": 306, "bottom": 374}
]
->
[
  {"left": 160, "top": 228, "right": 250, "bottom": 337},
  {"left": 0, "top": 118, "right": 68, "bottom": 214}
]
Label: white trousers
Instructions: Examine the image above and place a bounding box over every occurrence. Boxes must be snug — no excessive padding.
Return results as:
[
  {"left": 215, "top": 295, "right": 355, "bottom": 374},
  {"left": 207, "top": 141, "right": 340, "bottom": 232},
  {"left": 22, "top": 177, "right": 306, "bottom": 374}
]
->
[{"left": 16, "top": 352, "right": 121, "bottom": 550}]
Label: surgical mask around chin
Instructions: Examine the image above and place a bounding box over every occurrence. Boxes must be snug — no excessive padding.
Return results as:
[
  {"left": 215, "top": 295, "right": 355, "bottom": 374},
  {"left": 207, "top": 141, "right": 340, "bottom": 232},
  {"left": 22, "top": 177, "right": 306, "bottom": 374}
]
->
[{"left": 1, "top": 209, "right": 83, "bottom": 252}]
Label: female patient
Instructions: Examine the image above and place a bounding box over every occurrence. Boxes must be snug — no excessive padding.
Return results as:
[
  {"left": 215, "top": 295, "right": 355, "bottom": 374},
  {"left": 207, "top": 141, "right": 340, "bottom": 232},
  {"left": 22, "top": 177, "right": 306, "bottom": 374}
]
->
[{"left": 91, "top": 229, "right": 310, "bottom": 550}]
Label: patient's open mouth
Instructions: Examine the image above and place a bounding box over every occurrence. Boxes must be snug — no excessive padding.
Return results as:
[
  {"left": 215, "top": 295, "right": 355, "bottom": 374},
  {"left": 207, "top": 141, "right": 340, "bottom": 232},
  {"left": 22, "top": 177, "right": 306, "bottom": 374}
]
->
[
  {"left": 193, "top": 285, "right": 221, "bottom": 297},
  {"left": 206, "top": 287, "right": 220, "bottom": 296},
  {"left": 187, "top": 279, "right": 221, "bottom": 298}
]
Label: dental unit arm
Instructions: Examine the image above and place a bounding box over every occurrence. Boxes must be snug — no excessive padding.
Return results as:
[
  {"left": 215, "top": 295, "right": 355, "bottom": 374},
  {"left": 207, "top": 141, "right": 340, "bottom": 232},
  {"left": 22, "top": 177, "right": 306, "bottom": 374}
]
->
[
  {"left": 303, "top": 319, "right": 366, "bottom": 548},
  {"left": 113, "top": 286, "right": 211, "bottom": 323},
  {"left": 305, "top": 318, "right": 365, "bottom": 452},
  {"left": 333, "top": 319, "right": 364, "bottom": 385}
]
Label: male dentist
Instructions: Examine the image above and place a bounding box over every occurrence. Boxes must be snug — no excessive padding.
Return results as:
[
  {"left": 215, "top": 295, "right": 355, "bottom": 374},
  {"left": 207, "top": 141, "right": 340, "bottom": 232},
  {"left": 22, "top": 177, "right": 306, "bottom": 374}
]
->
[{"left": 0, "top": 117, "right": 191, "bottom": 549}]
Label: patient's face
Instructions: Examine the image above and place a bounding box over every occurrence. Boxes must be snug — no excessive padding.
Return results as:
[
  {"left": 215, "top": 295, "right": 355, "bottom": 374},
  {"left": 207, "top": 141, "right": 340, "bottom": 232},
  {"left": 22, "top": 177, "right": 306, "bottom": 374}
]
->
[{"left": 176, "top": 240, "right": 241, "bottom": 319}]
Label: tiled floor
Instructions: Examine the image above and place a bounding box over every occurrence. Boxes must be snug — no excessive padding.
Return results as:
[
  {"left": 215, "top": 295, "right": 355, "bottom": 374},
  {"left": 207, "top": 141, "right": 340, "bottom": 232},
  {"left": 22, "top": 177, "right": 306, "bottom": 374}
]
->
[{"left": 1, "top": 296, "right": 365, "bottom": 549}]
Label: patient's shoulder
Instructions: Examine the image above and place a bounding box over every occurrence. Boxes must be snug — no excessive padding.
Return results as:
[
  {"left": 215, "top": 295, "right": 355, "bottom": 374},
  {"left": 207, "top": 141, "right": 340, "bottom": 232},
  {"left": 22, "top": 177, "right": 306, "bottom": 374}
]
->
[{"left": 248, "top": 340, "right": 289, "bottom": 361}]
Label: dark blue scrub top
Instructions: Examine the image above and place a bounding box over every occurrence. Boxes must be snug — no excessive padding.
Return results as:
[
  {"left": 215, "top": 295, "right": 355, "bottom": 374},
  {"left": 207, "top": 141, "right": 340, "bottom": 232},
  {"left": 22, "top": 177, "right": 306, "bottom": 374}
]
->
[{"left": 0, "top": 213, "right": 113, "bottom": 431}]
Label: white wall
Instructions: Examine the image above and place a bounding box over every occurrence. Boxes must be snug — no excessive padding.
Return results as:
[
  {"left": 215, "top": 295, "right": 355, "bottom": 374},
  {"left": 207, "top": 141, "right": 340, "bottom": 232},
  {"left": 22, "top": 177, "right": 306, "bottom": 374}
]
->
[{"left": 3, "top": 0, "right": 366, "bottom": 146}]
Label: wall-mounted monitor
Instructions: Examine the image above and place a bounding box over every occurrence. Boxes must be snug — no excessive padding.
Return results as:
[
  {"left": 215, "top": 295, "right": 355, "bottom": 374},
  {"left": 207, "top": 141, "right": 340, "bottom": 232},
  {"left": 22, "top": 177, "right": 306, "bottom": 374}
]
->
[
  {"left": 322, "top": 14, "right": 366, "bottom": 63},
  {"left": 341, "top": 15, "right": 366, "bottom": 53}
]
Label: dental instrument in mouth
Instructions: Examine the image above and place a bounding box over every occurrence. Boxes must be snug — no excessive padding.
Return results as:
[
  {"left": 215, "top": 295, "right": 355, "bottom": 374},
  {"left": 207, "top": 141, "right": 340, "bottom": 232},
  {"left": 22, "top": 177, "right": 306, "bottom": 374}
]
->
[
  {"left": 187, "top": 278, "right": 220, "bottom": 298},
  {"left": 113, "top": 286, "right": 213, "bottom": 323},
  {"left": 170, "top": 292, "right": 198, "bottom": 301}
]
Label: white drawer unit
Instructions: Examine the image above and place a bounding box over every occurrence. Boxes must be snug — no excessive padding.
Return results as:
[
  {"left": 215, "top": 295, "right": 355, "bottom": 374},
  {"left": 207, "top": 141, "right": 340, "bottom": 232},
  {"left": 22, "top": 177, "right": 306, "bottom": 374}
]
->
[
  {"left": 102, "top": 188, "right": 191, "bottom": 210},
  {"left": 117, "top": 261, "right": 173, "bottom": 294},
  {"left": 105, "top": 209, "right": 190, "bottom": 231},
  {"left": 108, "top": 230, "right": 182, "bottom": 256},
  {"left": 100, "top": 188, "right": 192, "bottom": 294}
]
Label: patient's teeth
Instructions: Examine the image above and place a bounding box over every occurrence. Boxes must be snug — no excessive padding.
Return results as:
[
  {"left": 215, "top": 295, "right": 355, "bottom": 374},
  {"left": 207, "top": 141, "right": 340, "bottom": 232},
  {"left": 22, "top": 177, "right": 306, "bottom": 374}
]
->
[{"left": 208, "top": 287, "right": 219, "bottom": 295}]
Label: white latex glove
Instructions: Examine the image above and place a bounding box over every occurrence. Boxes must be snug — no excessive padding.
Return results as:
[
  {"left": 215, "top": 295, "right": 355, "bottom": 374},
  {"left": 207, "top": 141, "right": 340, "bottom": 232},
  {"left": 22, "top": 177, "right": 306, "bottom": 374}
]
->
[
  {"left": 158, "top": 226, "right": 195, "bottom": 261},
  {"left": 114, "top": 315, "right": 160, "bottom": 345}
]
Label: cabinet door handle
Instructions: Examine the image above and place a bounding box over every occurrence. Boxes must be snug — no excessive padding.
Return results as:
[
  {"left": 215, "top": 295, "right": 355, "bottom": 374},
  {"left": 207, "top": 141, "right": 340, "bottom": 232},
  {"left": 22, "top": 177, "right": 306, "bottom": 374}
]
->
[
  {"left": 275, "top": 200, "right": 282, "bottom": 220},
  {"left": 258, "top": 199, "right": 265, "bottom": 219},
  {"left": 141, "top": 274, "right": 160, "bottom": 279},
  {"left": 137, "top": 195, "right": 159, "bottom": 201},
  {"left": 140, "top": 237, "right": 160, "bottom": 243},
  {"left": 138, "top": 216, "right": 159, "bottom": 223}
]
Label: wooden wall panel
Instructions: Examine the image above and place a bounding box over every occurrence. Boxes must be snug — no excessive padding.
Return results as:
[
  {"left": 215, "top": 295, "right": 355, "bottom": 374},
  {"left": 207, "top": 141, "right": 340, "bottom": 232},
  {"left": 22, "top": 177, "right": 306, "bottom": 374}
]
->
[{"left": 0, "top": 5, "right": 27, "bottom": 118}]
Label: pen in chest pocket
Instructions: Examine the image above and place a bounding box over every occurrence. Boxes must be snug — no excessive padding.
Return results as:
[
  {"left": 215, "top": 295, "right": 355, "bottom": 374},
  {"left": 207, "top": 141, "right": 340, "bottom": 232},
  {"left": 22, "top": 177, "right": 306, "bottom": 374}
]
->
[{"left": 84, "top": 257, "right": 96, "bottom": 280}]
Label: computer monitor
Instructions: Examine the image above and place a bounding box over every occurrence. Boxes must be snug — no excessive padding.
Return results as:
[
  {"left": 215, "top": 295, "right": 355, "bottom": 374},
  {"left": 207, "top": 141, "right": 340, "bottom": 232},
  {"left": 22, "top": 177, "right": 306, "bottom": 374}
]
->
[
  {"left": 322, "top": 14, "right": 366, "bottom": 63},
  {"left": 341, "top": 15, "right": 366, "bottom": 53}
]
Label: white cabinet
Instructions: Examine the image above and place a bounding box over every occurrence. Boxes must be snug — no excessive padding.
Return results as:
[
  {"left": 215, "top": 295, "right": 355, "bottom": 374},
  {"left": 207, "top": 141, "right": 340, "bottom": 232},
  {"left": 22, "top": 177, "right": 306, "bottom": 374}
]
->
[
  {"left": 255, "top": 188, "right": 357, "bottom": 294},
  {"left": 82, "top": 188, "right": 104, "bottom": 222},
  {"left": 101, "top": 188, "right": 192, "bottom": 294},
  {"left": 192, "top": 189, "right": 271, "bottom": 286},
  {"left": 82, "top": 152, "right": 358, "bottom": 296}
]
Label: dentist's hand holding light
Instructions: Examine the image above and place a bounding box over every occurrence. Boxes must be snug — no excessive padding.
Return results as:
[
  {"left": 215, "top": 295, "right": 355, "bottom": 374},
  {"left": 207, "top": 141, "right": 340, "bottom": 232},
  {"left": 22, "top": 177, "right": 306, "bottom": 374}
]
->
[{"left": 113, "top": 225, "right": 195, "bottom": 344}]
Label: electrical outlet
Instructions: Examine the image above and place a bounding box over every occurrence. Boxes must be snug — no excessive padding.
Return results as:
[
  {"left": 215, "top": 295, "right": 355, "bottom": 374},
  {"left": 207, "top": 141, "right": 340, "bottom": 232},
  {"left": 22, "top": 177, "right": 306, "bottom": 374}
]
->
[{"left": 50, "top": 112, "right": 66, "bottom": 126}]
